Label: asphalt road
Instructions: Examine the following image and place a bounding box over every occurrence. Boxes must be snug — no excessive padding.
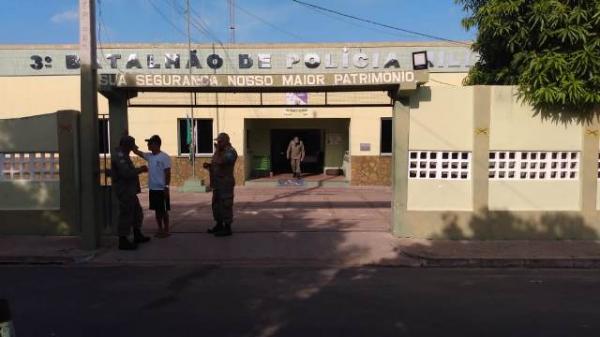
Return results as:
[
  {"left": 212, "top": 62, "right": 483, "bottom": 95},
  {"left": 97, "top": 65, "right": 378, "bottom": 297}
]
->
[{"left": 1, "top": 266, "right": 600, "bottom": 337}]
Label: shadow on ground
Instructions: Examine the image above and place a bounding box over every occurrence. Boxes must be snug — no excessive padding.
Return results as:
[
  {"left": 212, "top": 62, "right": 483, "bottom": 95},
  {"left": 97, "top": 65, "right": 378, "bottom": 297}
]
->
[{"left": 99, "top": 186, "right": 600, "bottom": 336}]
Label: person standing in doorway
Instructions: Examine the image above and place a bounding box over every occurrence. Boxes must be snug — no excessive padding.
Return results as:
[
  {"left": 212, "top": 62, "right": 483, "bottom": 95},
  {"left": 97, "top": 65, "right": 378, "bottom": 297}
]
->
[
  {"left": 286, "top": 136, "right": 305, "bottom": 179},
  {"left": 203, "top": 133, "right": 238, "bottom": 237},
  {"left": 134, "top": 135, "right": 172, "bottom": 238},
  {"left": 111, "top": 135, "right": 151, "bottom": 250}
]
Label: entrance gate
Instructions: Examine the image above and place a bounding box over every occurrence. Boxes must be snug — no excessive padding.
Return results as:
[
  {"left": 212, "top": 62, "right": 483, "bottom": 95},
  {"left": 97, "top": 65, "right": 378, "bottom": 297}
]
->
[{"left": 92, "top": 69, "right": 430, "bottom": 247}]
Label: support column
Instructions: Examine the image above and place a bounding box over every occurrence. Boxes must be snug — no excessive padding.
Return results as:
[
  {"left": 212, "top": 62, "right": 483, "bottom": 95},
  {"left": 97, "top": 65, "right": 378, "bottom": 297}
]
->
[
  {"left": 107, "top": 91, "right": 133, "bottom": 233},
  {"left": 472, "top": 86, "right": 492, "bottom": 211},
  {"left": 580, "top": 119, "right": 600, "bottom": 235},
  {"left": 57, "top": 110, "right": 81, "bottom": 234},
  {"left": 79, "top": 0, "right": 100, "bottom": 250},
  {"left": 390, "top": 91, "right": 411, "bottom": 236}
]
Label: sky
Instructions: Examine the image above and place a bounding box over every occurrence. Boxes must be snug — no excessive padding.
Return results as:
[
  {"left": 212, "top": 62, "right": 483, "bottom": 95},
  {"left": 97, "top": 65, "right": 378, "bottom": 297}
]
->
[{"left": 0, "top": 0, "right": 475, "bottom": 45}]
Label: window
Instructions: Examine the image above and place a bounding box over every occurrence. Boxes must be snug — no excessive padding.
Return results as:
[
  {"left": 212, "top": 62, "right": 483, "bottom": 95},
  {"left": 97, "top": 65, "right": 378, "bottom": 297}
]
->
[
  {"left": 98, "top": 117, "right": 110, "bottom": 154},
  {"left": 178, "top": 119, "right": 214, "bottom": 155},
  {"left": 380, "top": 118, "right": 392, "bottom": 154}
]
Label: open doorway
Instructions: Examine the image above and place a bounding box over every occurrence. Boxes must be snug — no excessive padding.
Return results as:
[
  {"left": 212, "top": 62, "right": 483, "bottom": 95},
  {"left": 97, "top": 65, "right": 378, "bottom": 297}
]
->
[{"left": 270, "top": 129, "right": 323, "bottom": 175}]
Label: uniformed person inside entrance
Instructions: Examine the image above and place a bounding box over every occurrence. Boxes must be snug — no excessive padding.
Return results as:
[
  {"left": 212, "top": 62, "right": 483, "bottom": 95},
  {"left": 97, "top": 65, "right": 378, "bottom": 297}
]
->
[
  {"left": 111, "top": 135, "right": 151, "bottom": 250},
  {"left": 203, "top": 132, "right": 238, "bottom": 237},
  {"left": 286, "top": 136, "right": 305, "bottom": 179}
]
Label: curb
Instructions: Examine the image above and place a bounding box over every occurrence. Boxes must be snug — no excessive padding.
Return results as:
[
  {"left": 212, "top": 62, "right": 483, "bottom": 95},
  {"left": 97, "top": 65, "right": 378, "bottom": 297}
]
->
[
  {"left": 0, "top": 253, "right": 96, "bottom": 266},
  {"left": 400, "top": 250, "right": 600, "bottom": 268},
  {"left": 87, "top": 257, "right": 420, "bottom": 268}
]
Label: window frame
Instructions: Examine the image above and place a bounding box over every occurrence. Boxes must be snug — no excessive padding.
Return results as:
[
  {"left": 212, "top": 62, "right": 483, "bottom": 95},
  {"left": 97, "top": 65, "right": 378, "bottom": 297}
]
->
[{"left": 177, "top": 118, "right": 214, "bottom": 157}]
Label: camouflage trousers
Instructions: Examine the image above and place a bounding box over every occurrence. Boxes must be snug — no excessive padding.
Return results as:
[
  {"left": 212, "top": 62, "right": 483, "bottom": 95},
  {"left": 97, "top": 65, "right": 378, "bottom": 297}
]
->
[
  {"left": 290, "top": 159, "right": 302, "bottom": 174},
  {"left": 212, "top": 188, "right": 234, "bottom": 225},
  {"left": 117, "top": 194, "right": 143, "bottom": 236}
]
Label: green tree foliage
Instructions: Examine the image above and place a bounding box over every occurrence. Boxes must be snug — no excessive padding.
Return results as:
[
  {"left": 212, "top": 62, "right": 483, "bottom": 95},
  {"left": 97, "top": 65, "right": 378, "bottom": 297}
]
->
[{"left": 456, "top": 0, "right": 600, "bottom": 115}]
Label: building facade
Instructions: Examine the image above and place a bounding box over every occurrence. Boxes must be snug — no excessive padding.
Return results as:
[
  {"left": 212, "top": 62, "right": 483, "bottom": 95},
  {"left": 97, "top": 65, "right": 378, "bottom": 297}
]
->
[
  {"left": 0, "top": 42, "right": 474, "bottom": 187},
  {"left": 3, "top": 41, "right": 600, "bottom": 240}
]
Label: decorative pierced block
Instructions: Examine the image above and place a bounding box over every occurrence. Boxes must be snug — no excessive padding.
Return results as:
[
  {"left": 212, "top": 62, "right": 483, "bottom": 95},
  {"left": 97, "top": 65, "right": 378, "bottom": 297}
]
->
[
  {"left": 408, "top": 151, "right": 471, "bottom": 180},
  {"left": 489, "top": 151, "right": 578, "bottom": 180},
  {"left": 0, "top": 153, "right": 60, "bottom": 181}
]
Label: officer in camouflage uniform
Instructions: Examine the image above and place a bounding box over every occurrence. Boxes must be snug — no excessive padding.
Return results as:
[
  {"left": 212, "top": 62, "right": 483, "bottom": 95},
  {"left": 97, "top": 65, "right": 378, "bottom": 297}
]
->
[
  {"left": 203, "top": 133, "right": 238, "bottom": 237},
  {"left": 286, "top": 136, "right": 305, "bottom": 179},
  {"left": 111, "top": 135, "right": 151, "bottom": 250}
]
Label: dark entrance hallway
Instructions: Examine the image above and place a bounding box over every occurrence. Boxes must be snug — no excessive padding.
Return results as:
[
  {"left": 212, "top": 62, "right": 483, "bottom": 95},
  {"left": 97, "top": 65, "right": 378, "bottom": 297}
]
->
[{"left": 270, "top": 129, "right": 323, "bottom": 175}]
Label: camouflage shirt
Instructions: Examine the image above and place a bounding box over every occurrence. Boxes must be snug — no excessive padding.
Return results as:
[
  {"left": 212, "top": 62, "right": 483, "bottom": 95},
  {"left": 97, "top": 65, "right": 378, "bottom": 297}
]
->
[
  {"left": 210, "top": 146, "right": 238, "bottom": 190},
  {"left": 111, "top": 148, "right": 141, "bottom": 197}
]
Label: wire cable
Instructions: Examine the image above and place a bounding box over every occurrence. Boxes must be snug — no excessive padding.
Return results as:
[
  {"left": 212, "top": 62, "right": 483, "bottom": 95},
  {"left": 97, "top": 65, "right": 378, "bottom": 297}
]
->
[
  {"left": 291, "top": 0, "right": 470, "bottom": 46},
  {"left": 147, "top": 0, "right": 189, "bottom": 40},
  {"left": 302, "top": 3, "right": 414, "bottom": 41},
  {"left": 234, "top": 3, "right": 307, "bottom": 42},
  {"left": 97, "top": 0, "right": 126, "bottom": 75},
  {"left": 165, "top": 0, "right": 239, "bottom": 74}
]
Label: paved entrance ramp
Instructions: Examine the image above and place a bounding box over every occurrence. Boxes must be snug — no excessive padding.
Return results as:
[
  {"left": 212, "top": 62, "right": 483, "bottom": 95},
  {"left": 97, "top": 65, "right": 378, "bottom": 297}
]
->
[{"left": 140, "top": 187, "right": 391, "bottom": 233}]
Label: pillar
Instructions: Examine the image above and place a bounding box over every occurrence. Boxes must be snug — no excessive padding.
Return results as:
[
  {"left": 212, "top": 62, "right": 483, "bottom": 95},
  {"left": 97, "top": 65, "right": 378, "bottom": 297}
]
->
[
  {"left": 580, "top": 118, "right": 600, "bottom": 234},
  {"left": 57, "top": 110, "right": 81, "bottom": 234},
  {"left": 390, "top": 91, "right": 411, "bottom": 236},
  {"left": 471, "top": 86, "right": 492, "bottom": 211}
]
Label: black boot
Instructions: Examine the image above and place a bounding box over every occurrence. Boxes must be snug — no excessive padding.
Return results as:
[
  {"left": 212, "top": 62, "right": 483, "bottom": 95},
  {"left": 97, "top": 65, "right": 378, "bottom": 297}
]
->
[
  {"left": 119, "top": 236, "right": 137, "bottom": 250},
  {"left": 214, "top": 223, "right": 232, "bottom": 237},
  {"left": 207, "top": 222, "right": 224, "bottom": 234},
  {"left": 133, "top": 229, "right": 150, "bottom": 244}
]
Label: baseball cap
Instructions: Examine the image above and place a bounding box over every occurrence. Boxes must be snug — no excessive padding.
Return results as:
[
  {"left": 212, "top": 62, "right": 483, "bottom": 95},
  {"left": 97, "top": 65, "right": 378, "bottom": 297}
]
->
[{"left": 145, "top": 135, "right": 162, "bottom": 145}]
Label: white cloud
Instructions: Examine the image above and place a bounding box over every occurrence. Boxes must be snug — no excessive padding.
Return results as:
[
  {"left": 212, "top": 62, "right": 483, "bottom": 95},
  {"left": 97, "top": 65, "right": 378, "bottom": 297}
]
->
[{"left": 51, "top": 9, "right": 79, "bottom": 24}]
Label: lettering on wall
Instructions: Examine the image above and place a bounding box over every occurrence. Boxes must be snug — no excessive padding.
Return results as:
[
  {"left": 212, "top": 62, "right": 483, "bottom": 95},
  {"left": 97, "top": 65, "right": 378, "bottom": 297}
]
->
[
  {"left": 23, "top": 48, "right": 478, "bottom": 73},
  {"left": 29, "top": 55, "right": 53, "bottom": 70},
  {"left": 98, "top": 70, "right": 423, "bottom": 88}
]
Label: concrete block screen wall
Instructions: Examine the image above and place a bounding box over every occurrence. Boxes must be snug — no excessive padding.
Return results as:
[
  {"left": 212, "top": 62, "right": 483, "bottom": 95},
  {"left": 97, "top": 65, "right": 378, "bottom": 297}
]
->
[
  {"left": 0, "top": 111, "right": 80, "bottom": 235},
  {"left": 397, "top": 86, "right": 600, "bottom": 240},
  {"left": 0, "top": 113, "right": 61, "bottom": 211}
]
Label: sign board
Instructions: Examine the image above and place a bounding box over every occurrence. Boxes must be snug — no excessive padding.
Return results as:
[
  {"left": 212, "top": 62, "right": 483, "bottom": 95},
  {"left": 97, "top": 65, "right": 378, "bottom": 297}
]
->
[
  {"left": 99, "top": 70, "right": 426, "bottom": 90},
  {"left": 286, "top": 92, "right": 308, "bottom": 105},
  {"left": 0, "top": 44, "right": 478, "bottom": 77}
]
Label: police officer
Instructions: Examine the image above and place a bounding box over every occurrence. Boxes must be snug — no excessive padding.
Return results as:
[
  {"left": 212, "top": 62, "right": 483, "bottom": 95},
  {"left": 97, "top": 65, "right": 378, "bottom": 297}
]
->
[
  {"left": 112, "top": 135, "right": 151, "bottom": 250},
  {"left": 203, "top": 133, "right": 238, "bottom": 237},
  {"left": 286, "top": 136, "right": 305, "bottom": 178}
]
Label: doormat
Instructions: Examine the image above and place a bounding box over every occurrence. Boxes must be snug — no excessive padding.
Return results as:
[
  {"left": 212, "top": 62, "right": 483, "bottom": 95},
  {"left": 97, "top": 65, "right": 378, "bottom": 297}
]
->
[{"left": 278, "top": 179, "right": 305, "bottom": 187}]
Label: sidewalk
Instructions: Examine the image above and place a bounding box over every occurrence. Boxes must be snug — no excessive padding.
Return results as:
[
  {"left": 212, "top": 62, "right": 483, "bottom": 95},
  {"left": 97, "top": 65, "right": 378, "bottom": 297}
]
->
[
  {"left": 2, "top": 187, "right": 600, "bottom": 268},
  {"left": 2, "top": 234, "right": 600, "bottom": 268},
  {"left": 400, "top": 240, "right": 600, "bottom": 268},
  {"left": 0, "top": 236, "right": 96, "bottom": 265}
]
